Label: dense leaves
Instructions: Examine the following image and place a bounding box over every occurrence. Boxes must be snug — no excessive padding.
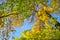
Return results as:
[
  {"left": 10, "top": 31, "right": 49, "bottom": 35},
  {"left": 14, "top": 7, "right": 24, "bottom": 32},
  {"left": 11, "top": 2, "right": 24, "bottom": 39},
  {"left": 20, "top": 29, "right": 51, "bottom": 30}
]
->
[
  {"left": 13, "top": 0, "right": 60, "bottom": 40},
  {"left": 0, "top": 0, "right": 60, "bottom": 40},
  {"left": 50, "top": 0, "right": 60, "bottom": 14},
  {"left": 13, "top": 25, "right": 60, "bottom": 40},
  {"left": 0, "top": 0, "right": 48, "bottom": 28}
]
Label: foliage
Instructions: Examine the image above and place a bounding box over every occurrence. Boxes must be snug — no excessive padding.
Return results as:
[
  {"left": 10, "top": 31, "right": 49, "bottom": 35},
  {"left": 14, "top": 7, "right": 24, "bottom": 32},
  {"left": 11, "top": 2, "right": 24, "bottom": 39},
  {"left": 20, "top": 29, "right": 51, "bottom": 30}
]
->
[
  {"left": 0, "top": 0, "right": 48, "bottom": 28},
  {"left": 13, "top": 0, "right": 60, "bottom": 40},
  {"left": 0, "top": 0, "right": 60, "bottom": 40},
  {"left": 50, "top": 0, "right": 60, "bottom": 14},
  {"left": 13, "top": 25, "right": 60, "bottom": 40}
]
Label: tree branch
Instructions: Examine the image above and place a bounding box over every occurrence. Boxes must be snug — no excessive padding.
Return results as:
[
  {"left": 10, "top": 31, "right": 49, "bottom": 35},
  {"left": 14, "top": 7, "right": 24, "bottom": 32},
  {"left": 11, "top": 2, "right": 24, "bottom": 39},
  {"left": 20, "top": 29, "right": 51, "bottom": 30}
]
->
[{"left": 0, "top": 12, "right": 20, "bottom": 18}]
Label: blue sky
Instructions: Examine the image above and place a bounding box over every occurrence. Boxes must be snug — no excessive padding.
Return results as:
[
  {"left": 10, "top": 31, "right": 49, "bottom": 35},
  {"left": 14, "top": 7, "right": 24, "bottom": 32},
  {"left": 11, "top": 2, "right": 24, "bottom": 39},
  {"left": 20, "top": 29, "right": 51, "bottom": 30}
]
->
[{"left": 9, "top": 19, "right": 34, "bottom": 40}]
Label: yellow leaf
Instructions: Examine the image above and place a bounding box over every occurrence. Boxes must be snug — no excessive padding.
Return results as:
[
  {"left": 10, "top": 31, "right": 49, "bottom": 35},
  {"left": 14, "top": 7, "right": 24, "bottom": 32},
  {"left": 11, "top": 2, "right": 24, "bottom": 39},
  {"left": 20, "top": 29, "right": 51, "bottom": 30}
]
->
[
  {"left": 48, "top": 7, "right": 53, "bottom": 13},
  {"left": 43, "top": 6, "right": 48, "bottom": 11}
]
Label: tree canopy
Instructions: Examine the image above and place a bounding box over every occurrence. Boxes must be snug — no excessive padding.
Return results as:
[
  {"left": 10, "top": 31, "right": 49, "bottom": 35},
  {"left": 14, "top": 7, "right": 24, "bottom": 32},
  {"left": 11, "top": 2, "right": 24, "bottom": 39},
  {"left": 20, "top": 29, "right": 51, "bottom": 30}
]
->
[{"left": 0, "top": 0, "right": 60, "bottom": 40}]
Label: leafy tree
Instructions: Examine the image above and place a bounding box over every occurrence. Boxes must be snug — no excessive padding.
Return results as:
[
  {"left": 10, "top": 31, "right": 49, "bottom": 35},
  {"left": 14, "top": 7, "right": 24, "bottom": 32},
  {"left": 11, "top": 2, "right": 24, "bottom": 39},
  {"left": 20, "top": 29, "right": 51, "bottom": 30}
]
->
[
  {"left": 17, "top": 26, "right": 60, "bottom": 40},
  {"left": 0, "top": 0, "right": 60, "bottom": 40},
  {"left": 13, "top": 0, "right": 60, "bottom": 40},
  {"left": 0, "top": 0, "right": 48, "bottom": 27}
]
